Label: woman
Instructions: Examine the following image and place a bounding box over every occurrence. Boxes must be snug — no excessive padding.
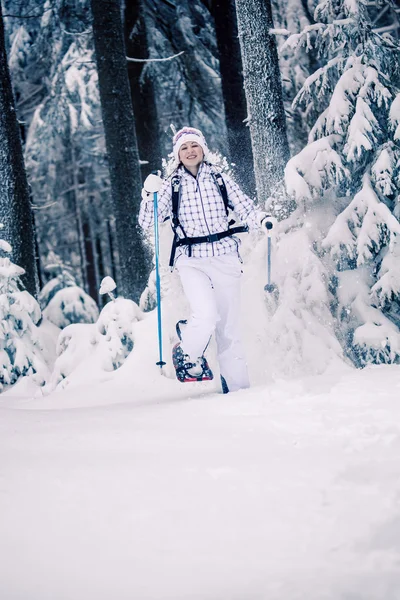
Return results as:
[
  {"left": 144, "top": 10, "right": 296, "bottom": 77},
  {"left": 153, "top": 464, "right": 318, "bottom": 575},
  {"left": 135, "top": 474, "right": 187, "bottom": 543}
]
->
[{"left": 139, "top": 127, "right": 269, "bottom": 393}]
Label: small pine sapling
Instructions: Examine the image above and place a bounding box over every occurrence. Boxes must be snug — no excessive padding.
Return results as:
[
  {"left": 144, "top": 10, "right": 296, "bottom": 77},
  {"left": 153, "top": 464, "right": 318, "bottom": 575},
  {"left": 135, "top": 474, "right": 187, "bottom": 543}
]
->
[
  {"left": 0, "top": 228, "right": 48, "bottom": 390},
  {"left": 40, "top": 252, "right": 99, "bottom": 329}
]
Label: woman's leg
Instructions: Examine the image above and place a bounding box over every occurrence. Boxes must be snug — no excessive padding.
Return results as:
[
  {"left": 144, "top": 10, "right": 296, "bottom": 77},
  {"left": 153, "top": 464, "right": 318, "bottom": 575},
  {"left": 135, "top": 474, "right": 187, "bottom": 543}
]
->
[
  {"left": 176, "top": 258, "right": 218, "bottom": 361},
  {"left": 210, "top": 255, "right": 250, "bottom": 392}
]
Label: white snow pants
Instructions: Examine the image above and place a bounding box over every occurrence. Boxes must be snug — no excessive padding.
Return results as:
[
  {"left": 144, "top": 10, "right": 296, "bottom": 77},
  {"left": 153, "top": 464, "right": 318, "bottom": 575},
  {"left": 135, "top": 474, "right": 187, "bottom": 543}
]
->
[{"left": 176, "top": 253, "right": 250, "bottom": 393}]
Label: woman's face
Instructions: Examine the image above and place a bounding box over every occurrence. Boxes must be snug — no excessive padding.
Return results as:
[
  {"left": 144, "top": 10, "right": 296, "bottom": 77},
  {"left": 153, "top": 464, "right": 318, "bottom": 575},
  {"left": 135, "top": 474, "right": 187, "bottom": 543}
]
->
[{"left": 178, "top": 141, "right": 204, "bottom": 169}]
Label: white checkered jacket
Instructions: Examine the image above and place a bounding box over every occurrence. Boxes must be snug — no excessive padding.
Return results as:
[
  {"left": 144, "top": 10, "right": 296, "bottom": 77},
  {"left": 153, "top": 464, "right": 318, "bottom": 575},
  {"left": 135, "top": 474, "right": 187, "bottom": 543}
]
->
[{"left": 138, "top": 162, "right": 261, "bottom": 260}]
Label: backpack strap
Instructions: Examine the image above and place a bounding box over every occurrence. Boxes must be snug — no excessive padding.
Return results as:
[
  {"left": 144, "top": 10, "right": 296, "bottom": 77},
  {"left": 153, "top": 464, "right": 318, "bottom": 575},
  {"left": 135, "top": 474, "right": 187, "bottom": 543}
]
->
[
  {"left": 210, "top": 170, "right": 233, "bottom": 216},
  {"left": 169, "top": 174, "right": 191, "bottom": 267},
  {"left": 171, "top": 174, "right": 181, "bottom": 230}
]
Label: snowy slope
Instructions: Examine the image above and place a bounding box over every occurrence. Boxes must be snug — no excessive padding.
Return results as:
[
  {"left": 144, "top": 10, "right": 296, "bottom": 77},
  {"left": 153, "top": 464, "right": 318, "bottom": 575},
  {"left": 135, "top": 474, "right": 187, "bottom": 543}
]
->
[{"left": 1, "top": 365, "right": 400, "bottom": 600}]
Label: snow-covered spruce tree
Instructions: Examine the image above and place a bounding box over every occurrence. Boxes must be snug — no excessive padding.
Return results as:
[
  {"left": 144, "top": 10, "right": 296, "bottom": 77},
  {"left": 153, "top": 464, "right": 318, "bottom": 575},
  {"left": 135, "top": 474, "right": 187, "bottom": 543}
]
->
[
  {"left": 283, "top": 0, "right": 400, "bottom": 366},
  {"left": 46, "top": 277, "right": 143, "bottom": 392},
  {"left": 39, "top": 253, "right": 99, "bottom": 329},
  {"left": 0, "top": 234, "right": 48, "bottom": 390},
  {"left": 235, "top": 0, "right": 290, "bottom": 202}
]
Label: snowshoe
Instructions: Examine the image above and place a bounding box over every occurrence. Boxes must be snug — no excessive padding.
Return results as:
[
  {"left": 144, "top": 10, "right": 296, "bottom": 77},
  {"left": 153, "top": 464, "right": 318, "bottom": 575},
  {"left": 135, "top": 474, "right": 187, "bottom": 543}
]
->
[{"left": 172, "top": 343, "right": 213, "bottom": 383}]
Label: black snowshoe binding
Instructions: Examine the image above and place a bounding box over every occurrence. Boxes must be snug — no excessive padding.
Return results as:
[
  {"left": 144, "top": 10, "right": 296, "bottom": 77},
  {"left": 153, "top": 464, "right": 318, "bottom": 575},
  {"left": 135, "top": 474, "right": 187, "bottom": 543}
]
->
[{"left": 172, "top": 320, "right": 213, "bottom": 383}]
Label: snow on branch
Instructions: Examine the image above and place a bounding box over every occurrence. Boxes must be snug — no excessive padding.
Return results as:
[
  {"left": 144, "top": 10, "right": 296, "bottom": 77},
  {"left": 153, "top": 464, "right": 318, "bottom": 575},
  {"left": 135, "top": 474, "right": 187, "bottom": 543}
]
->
[
  {"left": 323, "top": 173, "right": 400, "bottom": 265},
  {"left": 285, "top": 135, "right": 349, "bottom": 201},
  {"left": 372, "top": 147, "right": 396, "bottom": 197},
  {"left": 345, "top": 97, "right": 379, "bottom": 161},
  {"left": 281, "top": 23, "right": 324, "bottom": 54},
  {"left": 304, "top": 60, "right": 392, "bottom": 150},
  {"left": 269, "top": 28, "right": 291, "bottom": 36},
  {"left": 389, "top": 93, "right": 400, "bottom": 140},
  {"left": 126, "top": 51, "right": 185, "bottom": 63},
  {"left": 293, "top": 56, "right": 346, "bottom": 109},
  {"left": 371, "top": 237, "right": 400, "bottom": 308}
]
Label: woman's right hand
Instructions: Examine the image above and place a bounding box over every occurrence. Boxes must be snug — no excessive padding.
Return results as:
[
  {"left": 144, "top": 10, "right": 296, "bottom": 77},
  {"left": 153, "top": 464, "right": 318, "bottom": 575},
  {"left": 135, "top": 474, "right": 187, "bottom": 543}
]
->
[{"left": 143, "top": 174, "right": 163, "bottom": 195}]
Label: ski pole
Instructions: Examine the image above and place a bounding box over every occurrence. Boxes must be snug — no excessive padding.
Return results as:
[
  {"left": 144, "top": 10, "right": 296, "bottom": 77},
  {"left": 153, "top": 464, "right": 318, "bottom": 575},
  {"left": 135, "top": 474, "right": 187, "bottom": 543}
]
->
[
  {"left": 154, "top": 191, "right": 166, "bottom": 368},
  {"left": 264, "top": 220, "right": 277, "bottom": 293}
]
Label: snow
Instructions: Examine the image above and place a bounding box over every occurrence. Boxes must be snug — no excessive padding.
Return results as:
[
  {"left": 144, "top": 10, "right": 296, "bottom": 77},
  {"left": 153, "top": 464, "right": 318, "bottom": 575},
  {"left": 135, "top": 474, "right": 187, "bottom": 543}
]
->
[
  {"left": 345, "top": 97, "right": 378, "bottom": 161},
  {"left": 323, "top": 173, "right": 400, "bottom": 266},
  {"left": 0, "top": 239, "right": 12, "bottom": 253},
  {"left": 4, "top": 222, "right": 400, "bottom": 597},
  {"left": 43, "top": 286, "right": 99, "bottom": 329},
  {"left": 372, "top": 148, "right": 395, "bottom": 197},
  {"left": 2, "top": 362, "right": 400, "bottom": 599},
  {"left": 99, "top": 275, "right": 116, "bottom": 295},
  {"left": 285, "top": 135, "right": 348, "bottom": 201},
  {"left": 389, "top": 94, "right": 400, "bottom": 140}
]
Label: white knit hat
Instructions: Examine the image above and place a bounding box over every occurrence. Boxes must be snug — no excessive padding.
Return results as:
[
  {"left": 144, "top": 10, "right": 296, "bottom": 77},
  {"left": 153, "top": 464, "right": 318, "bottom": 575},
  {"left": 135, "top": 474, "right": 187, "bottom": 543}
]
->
[{"left": 173, "top": 127, "right": 209, "bottom": 162}]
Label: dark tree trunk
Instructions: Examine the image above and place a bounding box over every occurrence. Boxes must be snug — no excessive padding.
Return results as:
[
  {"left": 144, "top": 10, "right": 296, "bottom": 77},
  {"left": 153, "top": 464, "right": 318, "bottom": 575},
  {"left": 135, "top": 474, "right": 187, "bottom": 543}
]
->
[
  {"left": 0, "top": 3, "right": 39, "bottom": 297},
  {"left": 235, "top": 0, "right": 290, "bottom": 202},
  {"left": 212, "top": 0, "right": 256, "bottom": 197},
  {"left": 106, "top": 218, "right": 117, "bottom": 284},
  {"left": 124, "top": 0, "right": 162, "bottom": 179},
  {"left": 90, "top": 0, "right": 150, "bottom": 302},
  {"left": 95, "top": 236, "right": 106, "bottom": 306},
  {"left": 82, "top": 220, "right": 98, "bottom": 304}
]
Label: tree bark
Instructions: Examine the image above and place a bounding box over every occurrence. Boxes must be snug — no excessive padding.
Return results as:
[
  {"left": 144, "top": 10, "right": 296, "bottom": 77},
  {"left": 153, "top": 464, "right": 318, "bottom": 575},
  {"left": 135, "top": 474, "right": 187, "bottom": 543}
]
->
[
  {"left": 235, "top": 0, "right": 290, "bottom": 202},
  {"left": 0, "top": 3, "right": 39, "bottom": 297},
  {"left": 212, "top": 0, "right": 256, "bottom": 197},
  {"left": 124, "top": 0, "right": 162, "bottom": 179},
  {"left": 90, "top": 0, "right": 150, "bottom": 301}
]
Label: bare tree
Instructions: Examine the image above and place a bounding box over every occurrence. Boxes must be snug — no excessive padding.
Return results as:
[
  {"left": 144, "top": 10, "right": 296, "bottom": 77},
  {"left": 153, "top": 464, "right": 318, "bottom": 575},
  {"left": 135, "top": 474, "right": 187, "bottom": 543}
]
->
[
  {"left": 0, "top": 2, "right": 38, "bottom": 296},
  {"left": 90, "top": 0, "right": 150, "bottom": 301},
  {"left": 235, "top": 0, "right": 290, "bottom": 202}
]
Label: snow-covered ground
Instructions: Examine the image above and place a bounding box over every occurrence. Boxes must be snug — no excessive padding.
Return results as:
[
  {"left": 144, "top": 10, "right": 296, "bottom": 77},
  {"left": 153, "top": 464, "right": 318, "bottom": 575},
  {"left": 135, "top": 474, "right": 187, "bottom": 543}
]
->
[{"left": 1, "top": 363, "right": 400, "bottom": 600}]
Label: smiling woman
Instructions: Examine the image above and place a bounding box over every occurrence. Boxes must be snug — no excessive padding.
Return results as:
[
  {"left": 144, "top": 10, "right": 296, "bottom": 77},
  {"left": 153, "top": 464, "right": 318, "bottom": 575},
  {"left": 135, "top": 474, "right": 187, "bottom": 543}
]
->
[
  {"left": 178, "top": 141, "right": 204, "bottom": 175},
  {"left": 139, "top": 127, "right": 269, "bottom": 392}
]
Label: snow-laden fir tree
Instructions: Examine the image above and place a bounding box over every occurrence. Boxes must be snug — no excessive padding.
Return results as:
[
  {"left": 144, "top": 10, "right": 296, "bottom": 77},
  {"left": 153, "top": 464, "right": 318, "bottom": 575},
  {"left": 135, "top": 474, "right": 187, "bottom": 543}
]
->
[
  {"left": 0, "top": 233, "right": 48, "bottom": 391},
  {"left": 283, "top": 0, "right": 400, "bottom": 366},
  {"left": 45, "top": 276, "right": 143, "bottom": 392},
  {"left": 39, "top": 253, "right": 99, "bottom": 329}
]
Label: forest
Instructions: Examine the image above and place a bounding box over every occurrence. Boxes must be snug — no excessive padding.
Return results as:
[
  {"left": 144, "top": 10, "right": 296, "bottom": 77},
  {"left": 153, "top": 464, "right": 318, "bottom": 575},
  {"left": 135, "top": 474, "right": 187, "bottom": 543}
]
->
[
  {"left": 4, "top": 2, "right": 400, "bottom": 597},
  {"left": 0, "top": 0, "right": 400, "bottom": 392}
]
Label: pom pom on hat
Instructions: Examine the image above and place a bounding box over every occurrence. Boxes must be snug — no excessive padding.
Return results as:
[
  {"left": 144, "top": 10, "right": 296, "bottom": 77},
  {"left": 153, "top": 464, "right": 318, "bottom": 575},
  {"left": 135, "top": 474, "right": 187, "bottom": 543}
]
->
[{"left": 173, "top": 127, "right": 209, "bottom": 162}]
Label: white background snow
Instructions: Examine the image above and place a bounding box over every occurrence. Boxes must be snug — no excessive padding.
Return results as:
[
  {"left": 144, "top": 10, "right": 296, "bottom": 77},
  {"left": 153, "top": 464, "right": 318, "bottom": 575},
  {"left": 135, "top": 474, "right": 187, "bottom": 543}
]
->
[
  {"left": 2, "top": 362, "right": 400, "bottom": 599},
  {"left": 1, "top": 229, "right": 400, "bottom": 599}
]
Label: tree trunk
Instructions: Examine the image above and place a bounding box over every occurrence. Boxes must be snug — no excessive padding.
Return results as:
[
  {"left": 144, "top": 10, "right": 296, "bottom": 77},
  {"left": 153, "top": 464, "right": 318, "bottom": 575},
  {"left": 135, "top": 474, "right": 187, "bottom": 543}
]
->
[
  {"left": 124, "top": 0, "right": 162, "bottom": 179},
  {"left": 90, "top": 0, "right": 150, "bottom": 302},
  {"left": 70, "top": 139, "right": 88, "bottom": 290},
  {"left": 0, "top": 3, "right": 38, "bottom": 297},
  {"left": 212, "top": 0, "right": 256, "bottom": 197},
  {"left": 82, "top": 220, "right": 98, "bottom": 303},
  {"left": 235, "top": 0, "right": 290, "bottom": 202}
]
